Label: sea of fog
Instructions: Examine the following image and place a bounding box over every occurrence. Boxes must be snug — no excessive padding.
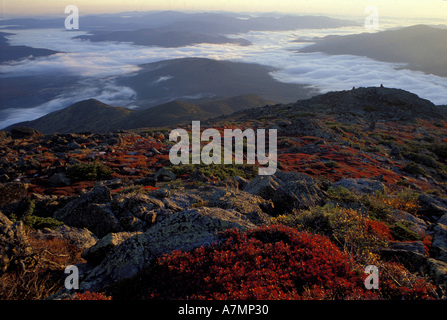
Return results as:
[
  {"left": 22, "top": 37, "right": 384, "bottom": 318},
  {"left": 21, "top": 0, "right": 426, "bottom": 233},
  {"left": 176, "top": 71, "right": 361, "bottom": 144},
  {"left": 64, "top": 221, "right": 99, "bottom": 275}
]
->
[{"left": 1, "top": 19, "right": 447, "bottom": 129}]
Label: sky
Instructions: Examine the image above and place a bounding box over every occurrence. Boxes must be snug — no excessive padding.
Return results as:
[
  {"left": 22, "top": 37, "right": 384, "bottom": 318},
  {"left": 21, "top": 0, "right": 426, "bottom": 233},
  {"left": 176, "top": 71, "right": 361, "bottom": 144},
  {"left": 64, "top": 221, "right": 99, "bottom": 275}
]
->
[{"left": 1, "top": 0, "right": 447, "bottom": 21}]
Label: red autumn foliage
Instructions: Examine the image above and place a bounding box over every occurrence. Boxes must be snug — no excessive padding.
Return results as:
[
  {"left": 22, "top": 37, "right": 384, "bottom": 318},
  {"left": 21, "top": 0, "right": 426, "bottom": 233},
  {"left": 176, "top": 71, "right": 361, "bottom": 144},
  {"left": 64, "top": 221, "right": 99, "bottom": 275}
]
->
[
  {"left": 144, "top": 225, "right": 437, "bottom": 300},
  {"left": 147, "top": 225, "right": 374, "bottom": 300},
  {"left": 71, "top": 291, "right": 112, "bottom": 300},
  {"left": 363, "top": 219, "right": 393, "bottom": 242}
]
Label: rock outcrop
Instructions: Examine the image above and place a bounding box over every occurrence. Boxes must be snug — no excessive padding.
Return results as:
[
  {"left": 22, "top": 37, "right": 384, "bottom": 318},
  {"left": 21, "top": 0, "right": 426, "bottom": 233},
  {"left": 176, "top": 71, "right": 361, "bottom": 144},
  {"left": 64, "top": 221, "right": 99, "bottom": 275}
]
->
[
  {"left": 80, "top": 206, "right": 256, "bottom": 291},
  {"left": 332, "top": 178, "right": 386, "bottom": 194},
  {"left": 243, "top": 171, "right": 326, "bottom": 214}
]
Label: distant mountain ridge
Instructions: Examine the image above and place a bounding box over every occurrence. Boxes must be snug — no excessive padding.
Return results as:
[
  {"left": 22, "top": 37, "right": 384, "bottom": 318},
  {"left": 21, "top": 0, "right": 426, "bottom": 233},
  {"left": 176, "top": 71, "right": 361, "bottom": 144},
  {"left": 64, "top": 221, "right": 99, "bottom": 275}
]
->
[
  {"left": 6, "top": 94, "right": 272, "bottom": 134},
  {"left": 117, "top": 58, "right": 315, "bottom": 108},
  {"left": 6, "top": 87, "right": 445, "bottom": 134},
  {"left": 301, "top": 25, "right": 447, "bottom": 77},
  {"left": 0, "top": 11, "right": 358, "bottom": 33},
  {"left": 75, "top": 29, "right": 251, "bottom": 48}
]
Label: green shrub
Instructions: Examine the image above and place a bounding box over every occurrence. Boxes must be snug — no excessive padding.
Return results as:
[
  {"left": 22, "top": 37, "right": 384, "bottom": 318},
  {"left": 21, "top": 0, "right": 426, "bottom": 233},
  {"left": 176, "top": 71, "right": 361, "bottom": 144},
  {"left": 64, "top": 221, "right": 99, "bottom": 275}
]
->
[
  {"left": 169, "top": 163, "right": 258, "bottom": 181},
  {"left": 390, "top": 222, "right": 422, "bottom": 242},
  {"left": 427, "top": 143, "right": 447, "bottom": 159},
  {"left": 362, "top": 105, "right": 379, "bottom": 113},
  {"left": 402, "top": 162, "right": 427, "bottom": 176},
  {"left": 21, "top": 199, "right": 63, "bottom": 230},
  {"left": 324, "top": 160, "right": 339, "bottom": 168},
  {"left": 66, "top": 162, "right": 113, "bottom": 182},
  {"left": 327, "top": 186, "right": 359, "bottom": 203},
  {"left": 272, "top": 204, "right": 392, "bottom": 261}
]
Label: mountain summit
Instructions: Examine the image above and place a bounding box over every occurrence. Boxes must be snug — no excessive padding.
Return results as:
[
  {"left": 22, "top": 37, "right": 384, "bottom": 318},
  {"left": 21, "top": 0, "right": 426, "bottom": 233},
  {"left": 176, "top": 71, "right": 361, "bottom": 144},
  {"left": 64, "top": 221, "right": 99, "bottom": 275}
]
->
[{"left": 298, "top": 86, "right": 444, "bottom": 121}]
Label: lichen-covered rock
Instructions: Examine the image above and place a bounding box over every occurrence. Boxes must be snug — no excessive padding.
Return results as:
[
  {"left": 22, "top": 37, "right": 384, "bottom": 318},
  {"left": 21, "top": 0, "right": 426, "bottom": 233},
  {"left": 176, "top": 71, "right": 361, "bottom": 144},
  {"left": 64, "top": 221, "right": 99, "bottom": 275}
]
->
[
  {"left": 112, "top": 193, "right": 167, "bottom": 226},
  {"left": 34, "top": 225, "right": 98, "bottom": 251},
  {"left": 53, "top": 185, "right": 119, "bottom": 237},
  {"left": 432, "top": 220, "right": 447, "bottom": 263},
  {"left": 380, "top": 241, "right": 427, "bottom": 272},
  {"left": 425, "top": 258, "right": 447, "bottom": 289},
  {"left": 205, "top": 187, "right": 272, "bottom": 225},
  {"left": 48, "top": 173, "right": 71, "bottom": 188},
  {"left": 332, "top": 178, "right": 386, "bottom": 194},
  {"left": 390, "top": 209, "right": 430, "bottom": 235},
  {"left": 80, "top": 207, "right": 256, "bottom": 291},
  {"left": 243, "top": 171, "right": 326, "bottom": 214},
  {"left": 155, "top": 168, "right": 176, "bottom": 182},
  {"left": 81, "top": 231, "right": 141, "bottom": 265},
  {"left": 417, "top": 194, "right": 447, "bottom": 219}
]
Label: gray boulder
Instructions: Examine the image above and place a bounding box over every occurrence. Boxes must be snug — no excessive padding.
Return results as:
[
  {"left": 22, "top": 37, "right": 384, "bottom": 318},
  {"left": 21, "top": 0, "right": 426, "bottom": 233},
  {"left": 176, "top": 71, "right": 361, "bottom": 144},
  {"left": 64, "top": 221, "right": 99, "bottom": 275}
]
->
[
  {"left": 332, "top": 178, "right": 386, "bottom": 194},
  {"left": 54, "top": 185, "right": 169, "bottom": 237},
  {"left": 155, "top": 168, "right": 176, "bottom": 182},
  {"left": 48, "top": 173, "right": 71, "bottom": 188},
  {"left": 112, "top": 193, "right": 169, "bottom": 226},
  {"left": 81, "top": 231, "right": 141, "bottom": 265},
  {"left": 204, "top": 187, "right": 273, "bottom": 225},
  {"left": 381, "top": 241, "right": 427, "bottom": 272},
  {"left": 53, "top": 185, "right": 119, "bottom": 238},
  {"left": 34, "top": 225, "right": 97, "bottom": 251},
  {"left": 390, "top": 209, "right": 430, "bottom": 235},
  {"left": 243, "top": 171, "right": 326, "bottom": 214},
  {"left": 432, "top": 219, "right": 447, "bottom": 263},
  {"left": 424, "top": 258, "right": 447, "bottom": 289},
  {"left": 417, "top": 194, "right": 447, "bottom": 218}
]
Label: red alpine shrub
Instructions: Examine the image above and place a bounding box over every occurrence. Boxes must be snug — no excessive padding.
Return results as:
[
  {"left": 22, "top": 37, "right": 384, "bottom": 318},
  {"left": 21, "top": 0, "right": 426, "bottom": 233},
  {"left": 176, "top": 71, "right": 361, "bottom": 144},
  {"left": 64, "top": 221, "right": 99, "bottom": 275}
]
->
[
  {"left": 71, "top": 291, "right": 112, "bottom": 300},
  {"left": 148, "top": 225, "right": 373, "bottom": 300}
]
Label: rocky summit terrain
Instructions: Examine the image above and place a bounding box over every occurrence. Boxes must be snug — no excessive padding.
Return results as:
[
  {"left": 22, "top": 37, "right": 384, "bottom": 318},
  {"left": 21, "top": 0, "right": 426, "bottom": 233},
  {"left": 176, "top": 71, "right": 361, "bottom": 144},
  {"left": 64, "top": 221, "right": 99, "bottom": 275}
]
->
[{"left": 1, "top": 86, "right": 447, "bottom": 300}]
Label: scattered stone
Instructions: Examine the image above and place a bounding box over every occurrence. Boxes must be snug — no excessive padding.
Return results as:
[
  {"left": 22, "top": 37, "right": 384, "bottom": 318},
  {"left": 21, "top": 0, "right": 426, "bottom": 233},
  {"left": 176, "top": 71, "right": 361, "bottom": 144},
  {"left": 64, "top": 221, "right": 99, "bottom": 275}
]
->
[
  {"left": 424, "top": 258, "right": 447, "bottom": 289},
  {"left": 244, "top": 171, "right": 326, "bottom": 214},
  {"left": 155, "top": 168, "right": 176, "bottom": 182},
  {"left": 81, "top": 231, "right": 141, "bottom": 265},
  {"left": 432, "top": 220, "right": 447, "bottom": 263},
  {"left": 48, "top": 173, "right": 71, "bottom": 188},
  {"left": 222, "top": 176, "right": 249, "bottom": 190},
  {"left": 380, "top": 241, "right": 427, "bottom": 272},
  {"left": 390, "top": 210, "right": 430, "bottom": 235},
  {"left": 189, "top": 169, "right": 209, "bottom": 183},
  {"left": 53, "top": 185, "right": 118, "bottom": 237},
  {"left": 417, "top": 194, "right": 447, "bottom": 219},
  {"left": 332, "top": 178, "right": 386, "bottom": 194},
  {"left": 67, "top": 141, "right": 82, "bottom": 150},
  {"left": 34, "top": 225, "right": 97, "bottom": 251}
]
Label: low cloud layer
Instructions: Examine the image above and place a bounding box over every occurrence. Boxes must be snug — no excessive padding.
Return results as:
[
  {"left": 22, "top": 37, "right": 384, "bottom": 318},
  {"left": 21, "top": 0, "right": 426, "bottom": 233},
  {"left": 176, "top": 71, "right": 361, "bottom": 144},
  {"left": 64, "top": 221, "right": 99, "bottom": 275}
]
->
[
  {"left": 1, "top": 23, "right": 447, "bottom": 129},
  {"left": 0, "top": 78, "right": 138, "bottom": 129}
]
